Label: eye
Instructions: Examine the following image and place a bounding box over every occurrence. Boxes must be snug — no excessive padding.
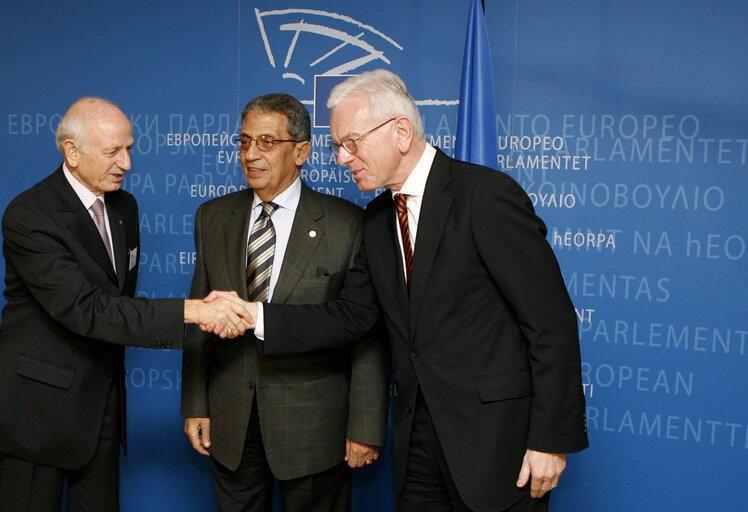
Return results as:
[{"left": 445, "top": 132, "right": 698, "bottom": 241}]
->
[{"left": 257, "top": 135, "right": 276, "bottom": 150}]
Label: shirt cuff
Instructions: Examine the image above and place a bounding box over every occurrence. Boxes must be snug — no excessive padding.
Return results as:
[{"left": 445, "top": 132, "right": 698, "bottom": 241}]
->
[{"left": 255, "top": 302, "right": 265, "bottom": 340}]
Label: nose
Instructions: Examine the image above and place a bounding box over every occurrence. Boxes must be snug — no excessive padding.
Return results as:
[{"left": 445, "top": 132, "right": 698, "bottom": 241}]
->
[
  {"left": 245, "top": 140, "right": 262, "bottom": 161},
  {"left": 119, "top": 148, "right": 132, "bottom": 171},
  {"left": 337, "top": 145, "right": 354, "bottom": 166}
]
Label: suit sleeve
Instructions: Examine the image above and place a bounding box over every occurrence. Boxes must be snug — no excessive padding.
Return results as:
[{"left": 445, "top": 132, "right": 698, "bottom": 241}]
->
[
  {"left": 180, "top": 204, "right": 214, "bottom": 417},
  {"left": 1, "top": 200, "right": 184, "bottom": 349},
  {"left": 343, "top": 222, "right": 391, "bottom": 447},
  {"left": 262, "top": 230, "right": 383, "bottom": 355},
  {"left": 471, "top": 171, "right": 588, "bottom": 454}
]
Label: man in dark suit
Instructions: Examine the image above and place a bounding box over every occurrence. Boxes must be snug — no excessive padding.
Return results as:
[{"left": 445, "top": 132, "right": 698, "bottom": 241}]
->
[
  {"left": 181, "top": 93, "right": 390, "bottom": 512},
  {"left": 0, "top": 97, "right": 251, "bottom": 511},
  {"left": 214, "top": 70, "right": 589, "bottom": 511}
]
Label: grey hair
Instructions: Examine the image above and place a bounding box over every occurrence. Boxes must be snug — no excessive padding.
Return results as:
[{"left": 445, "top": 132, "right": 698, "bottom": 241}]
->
[
  {"left": 55, "top": 97, "right": 120, "bottom": 153},
  {"left": 327, "top": 69, "right": 424, "bottom": 140},
  {"left": 240, "top": 93, "right": 311, "bottom": 141}
]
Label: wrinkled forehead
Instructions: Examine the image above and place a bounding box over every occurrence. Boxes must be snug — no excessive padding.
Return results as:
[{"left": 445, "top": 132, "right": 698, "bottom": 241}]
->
[
  {"left": 330, "top": 95, "right": 372, "bottom": 140},
  {"left": 85, "top": 114, "right": 133, "bottom": 146},
  {"left": 241, "top": 110, "right": 290, "bottom": 137}
]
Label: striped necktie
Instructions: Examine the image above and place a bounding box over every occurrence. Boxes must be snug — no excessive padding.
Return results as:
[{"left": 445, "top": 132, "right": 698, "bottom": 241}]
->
[
  {"left": 394, "top": 194, "right": 413, "bottom": 285},
  {"left": 246, "top": 202, "right": 278, "bottom": 302}
]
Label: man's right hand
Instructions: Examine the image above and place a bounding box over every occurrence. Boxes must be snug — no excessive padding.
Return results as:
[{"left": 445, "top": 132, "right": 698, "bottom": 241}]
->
[
  {"left": 184, "top": 417, "right": 211, "bottom": 456},
  {"left": 200, "top": 291, "right": 258, "bottom": 337},
  {"left": 184, "top": 294, "right": 254, "bottom": 338}
]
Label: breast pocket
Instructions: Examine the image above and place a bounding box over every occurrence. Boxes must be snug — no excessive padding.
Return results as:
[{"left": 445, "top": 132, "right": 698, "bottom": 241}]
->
[{"left": 293, "top": 270, "right": 346, "bottom": 301}]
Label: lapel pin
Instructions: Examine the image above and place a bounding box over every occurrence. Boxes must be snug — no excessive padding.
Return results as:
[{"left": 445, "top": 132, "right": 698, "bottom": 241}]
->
[
  {"left": 119, "top": 220, "right": 123, "bottom": 224},
  {"left": 309, "top": 230, "right": 317, "bottom": 238}
]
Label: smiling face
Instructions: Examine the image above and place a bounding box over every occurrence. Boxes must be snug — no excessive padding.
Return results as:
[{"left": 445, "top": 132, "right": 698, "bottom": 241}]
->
[
  {"left": 63, "top": 104, "right": 134, "bottom": 196},
  {"left": 330, "top": 94, "right": 405, "bottom": 192},
  {"left": 240, "top": 110, "right": 310, "bottom": 202}
]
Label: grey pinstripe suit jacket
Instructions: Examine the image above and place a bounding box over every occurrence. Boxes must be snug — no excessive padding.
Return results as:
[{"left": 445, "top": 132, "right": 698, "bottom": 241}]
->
[{"left": 180, "top": 182, "right": 390, "bottom": 479}]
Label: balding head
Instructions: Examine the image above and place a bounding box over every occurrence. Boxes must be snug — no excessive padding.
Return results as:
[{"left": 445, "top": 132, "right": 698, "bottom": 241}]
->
[
  {"left": 56, "top": 97, "right": 128, "bottom": 153},
  {"left": 57, "top": 97, "right": 134, "bottom": 195}
]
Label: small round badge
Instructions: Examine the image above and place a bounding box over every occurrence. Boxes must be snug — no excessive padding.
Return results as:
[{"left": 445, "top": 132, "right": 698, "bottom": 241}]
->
[{"left": 309, "top": 230, "right": 317, "bottom": 238}]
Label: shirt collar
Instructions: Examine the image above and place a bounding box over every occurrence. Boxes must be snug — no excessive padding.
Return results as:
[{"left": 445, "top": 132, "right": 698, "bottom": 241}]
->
[
  {"left": 391, "top": 143, "right": 436, "bottom": 199},
  {"left": 252, "top": 175, "right": 302, "bottom": 213},
  {"left": 63, "top": 162, "right": 103, "bottom": 210}
]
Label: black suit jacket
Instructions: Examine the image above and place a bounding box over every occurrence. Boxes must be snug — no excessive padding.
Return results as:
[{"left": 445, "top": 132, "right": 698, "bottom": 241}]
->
[
  {"left": 263, "top": 149, "right": 588, "bottom": 511},
  {"left": 0, "top": 167, "right": 183, "bottom": 470}
]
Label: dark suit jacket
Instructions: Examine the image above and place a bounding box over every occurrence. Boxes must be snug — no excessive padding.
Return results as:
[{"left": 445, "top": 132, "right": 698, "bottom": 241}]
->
[
  {"left": 0, "top": 167, "right": 184, "bottom": 470},
  {"left": 180, "top": 182, "right": 390, "bottom": 480},
  {"left": 264, "top": 150, "right": 588, "bottom": 511}
]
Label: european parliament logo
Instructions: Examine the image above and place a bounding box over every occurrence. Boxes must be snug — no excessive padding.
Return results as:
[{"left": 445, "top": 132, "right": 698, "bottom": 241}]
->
[
  {"left": 253, "top": 7, "right": 403, "bottom": 86},
  {"left": 253, "top": 8, "right": 404, "bottom": 127}
]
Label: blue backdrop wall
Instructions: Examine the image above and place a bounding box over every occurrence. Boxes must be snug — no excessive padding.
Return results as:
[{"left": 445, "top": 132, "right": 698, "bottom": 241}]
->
[{"left": 1, "top": 1, "right": 746, "bottom": 510}]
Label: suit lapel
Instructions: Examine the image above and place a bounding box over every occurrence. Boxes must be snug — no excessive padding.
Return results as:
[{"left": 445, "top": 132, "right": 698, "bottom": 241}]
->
[
  {"left": 271, "top": 184, "right": 322, "bottom": 304},
  {"left": 370, "top": 193, "right": 410, "bottom": 339},
  {"left": 53, "top": 169, "right": 118, "bottom": 285},
  {"left": 225, "top": 190, "right": 255, "bottom": 300},
  {"left": 408, "top": 150, "right": 452, "bottom": 334},
  {"left": 105, "top": 197, "right": 128, "bottom": 291}
]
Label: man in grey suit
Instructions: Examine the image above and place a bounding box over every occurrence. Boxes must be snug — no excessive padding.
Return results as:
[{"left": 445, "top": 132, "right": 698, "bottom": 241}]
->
[{"left": 181, "top": 93, "right": 390, "bottom": 512}]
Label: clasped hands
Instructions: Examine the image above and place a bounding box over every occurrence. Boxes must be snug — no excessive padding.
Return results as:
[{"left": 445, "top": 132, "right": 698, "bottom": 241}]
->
[{"left": 197, "top": 290, "right": 258, "bottom": 339}]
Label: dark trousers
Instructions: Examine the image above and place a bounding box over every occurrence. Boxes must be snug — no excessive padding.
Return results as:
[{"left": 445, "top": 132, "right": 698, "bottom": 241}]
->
[
  {"left": 396, "top": 390, "right": 549, "bottom": 512},
  {"left": 0, "top": 382, "right": 121, "bottom": 512},
  {"left": 210, "top": 401, "right": 352, "bottom": 512}
]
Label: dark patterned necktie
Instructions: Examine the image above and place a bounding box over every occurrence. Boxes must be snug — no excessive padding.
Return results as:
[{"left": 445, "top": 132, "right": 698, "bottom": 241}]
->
[
  {"left": 394, "top": 194, "right": 413, "bottom": 285},
  {"left": 246, "top": 202, "right": 279, "bottom": 302},
  {"left": 90, "top": 198, "right": 115, "bottom": 268}
]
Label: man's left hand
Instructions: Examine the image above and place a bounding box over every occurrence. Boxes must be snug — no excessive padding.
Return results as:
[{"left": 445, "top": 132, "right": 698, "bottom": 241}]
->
[
  {"left": 516, "top": 449, "right": 566, "bottom": 498},
  {"left": 345, "top": 438, "right": 379, "bottom": 468}
]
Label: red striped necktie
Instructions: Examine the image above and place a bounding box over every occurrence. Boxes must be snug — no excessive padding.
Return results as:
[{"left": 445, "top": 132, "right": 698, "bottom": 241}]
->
[{"left": 394, "top": 194, "right": 413, "bottom": 286}]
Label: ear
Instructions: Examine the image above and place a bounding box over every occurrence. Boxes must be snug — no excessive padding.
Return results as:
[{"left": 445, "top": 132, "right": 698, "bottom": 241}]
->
[
  {"left": 394, "top": 117, "right": 414, "bottom": 154},
  {"left": 294, "top": 140, "right": 311, "bottom": 166},
  {"left": 62, "top": 139, "right": 80, "bottom": 167}
]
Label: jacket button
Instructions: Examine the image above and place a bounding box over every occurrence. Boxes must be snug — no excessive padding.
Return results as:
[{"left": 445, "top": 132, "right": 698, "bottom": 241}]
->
[
  {"left": 406, "top": 404, "right": 413, "bottom": 414},
  {"left": 409, "top": 351, "right": 419, "bottom": 358},
  {"left": 248, "top": 381, "right": 255, "bottom": 389}
]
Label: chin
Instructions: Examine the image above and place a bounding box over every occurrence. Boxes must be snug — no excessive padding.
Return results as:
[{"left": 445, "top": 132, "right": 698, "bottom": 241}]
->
[{"left": 356, "top": 182, "right": 376, "bottom": 192}]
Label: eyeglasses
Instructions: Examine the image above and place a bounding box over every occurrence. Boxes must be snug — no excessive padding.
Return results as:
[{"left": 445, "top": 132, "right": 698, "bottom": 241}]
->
[
  {"left": 233, "top": 135, "right": 302, "bottom": 152},
  {"left": 328, "top": 117, "right": 397, "bottom": 155}
]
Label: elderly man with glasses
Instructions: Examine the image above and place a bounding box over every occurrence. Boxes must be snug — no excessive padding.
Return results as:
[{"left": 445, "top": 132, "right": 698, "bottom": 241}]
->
[{"left": 181, "top": 93, "right": 390, "bottom": 512}]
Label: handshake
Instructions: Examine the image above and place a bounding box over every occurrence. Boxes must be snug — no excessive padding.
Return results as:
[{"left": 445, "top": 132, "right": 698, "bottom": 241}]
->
[{"left": 184, "top": 291, "right": 259, "bottom": 339}]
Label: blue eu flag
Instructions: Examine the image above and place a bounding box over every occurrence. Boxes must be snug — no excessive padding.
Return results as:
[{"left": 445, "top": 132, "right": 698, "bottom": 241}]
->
[{"left": 455, "top": 0, "right": 498, "bottom": 169}]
